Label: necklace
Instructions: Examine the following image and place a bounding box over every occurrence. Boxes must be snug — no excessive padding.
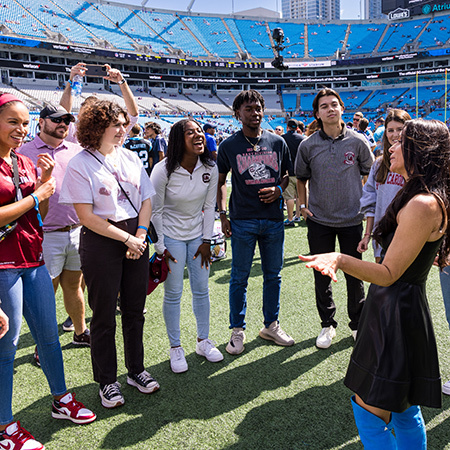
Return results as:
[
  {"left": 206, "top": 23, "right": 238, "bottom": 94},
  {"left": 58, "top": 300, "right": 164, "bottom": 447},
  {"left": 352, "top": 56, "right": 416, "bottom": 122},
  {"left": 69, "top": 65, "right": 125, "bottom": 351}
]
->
[{"left": 242, "top": 130, "right": 262, "bottom": 152}]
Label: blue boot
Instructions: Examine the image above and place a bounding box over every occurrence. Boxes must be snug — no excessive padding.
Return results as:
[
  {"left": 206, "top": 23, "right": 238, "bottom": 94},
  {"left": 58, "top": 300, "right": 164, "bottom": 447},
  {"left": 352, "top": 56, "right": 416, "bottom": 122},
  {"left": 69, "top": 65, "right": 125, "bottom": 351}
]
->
[
  {"left": 391, "top": 405, "right": 426, "bottom": 449},
  {"left": 351, "top": 396, "right": 397, "bottom": 449}
]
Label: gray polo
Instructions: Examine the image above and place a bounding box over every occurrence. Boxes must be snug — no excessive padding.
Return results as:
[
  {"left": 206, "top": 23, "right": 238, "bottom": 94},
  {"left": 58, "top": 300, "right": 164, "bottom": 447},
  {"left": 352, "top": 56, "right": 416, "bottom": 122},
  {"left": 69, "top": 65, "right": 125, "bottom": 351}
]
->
[{"left": 295, "top": 126, "right": 374, "bottom": 227}]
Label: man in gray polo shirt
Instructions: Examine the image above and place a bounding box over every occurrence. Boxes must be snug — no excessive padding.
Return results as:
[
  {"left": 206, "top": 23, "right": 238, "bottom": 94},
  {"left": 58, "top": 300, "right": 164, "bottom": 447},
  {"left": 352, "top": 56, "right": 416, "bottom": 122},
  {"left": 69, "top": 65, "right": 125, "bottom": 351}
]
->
[{"left": 295, "top": 88, "right": 374, "bottom": 349}]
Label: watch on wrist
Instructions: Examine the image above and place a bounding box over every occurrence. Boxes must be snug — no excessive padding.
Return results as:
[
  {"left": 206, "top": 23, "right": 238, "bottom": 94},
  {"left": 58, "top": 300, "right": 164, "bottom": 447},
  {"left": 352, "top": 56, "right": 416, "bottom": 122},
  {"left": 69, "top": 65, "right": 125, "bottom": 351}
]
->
[{"left": 219, "top": 210, "right": 227, "bottom": 216}]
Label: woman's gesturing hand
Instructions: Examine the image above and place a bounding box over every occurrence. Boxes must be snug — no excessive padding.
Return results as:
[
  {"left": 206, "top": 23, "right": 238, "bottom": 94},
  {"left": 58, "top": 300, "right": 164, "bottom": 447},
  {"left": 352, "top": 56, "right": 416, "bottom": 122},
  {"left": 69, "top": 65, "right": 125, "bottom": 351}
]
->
[{"left": 299, "top": 252, "right": 341, "bottom": 282}]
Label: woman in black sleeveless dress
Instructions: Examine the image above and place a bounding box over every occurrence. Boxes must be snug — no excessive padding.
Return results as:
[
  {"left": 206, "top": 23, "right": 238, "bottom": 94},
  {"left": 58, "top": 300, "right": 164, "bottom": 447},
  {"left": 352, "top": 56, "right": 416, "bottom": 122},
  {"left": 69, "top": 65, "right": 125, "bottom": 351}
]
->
[{"left": 300, "top": 118, "right": 450, "bottom": 449}]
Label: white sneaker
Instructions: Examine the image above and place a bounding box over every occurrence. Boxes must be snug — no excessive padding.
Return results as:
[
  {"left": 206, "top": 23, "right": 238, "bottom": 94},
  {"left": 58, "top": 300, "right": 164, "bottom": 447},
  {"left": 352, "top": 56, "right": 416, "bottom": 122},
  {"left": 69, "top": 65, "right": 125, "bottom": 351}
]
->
[
  {"left": 352, "top": 330, "right": 358, "bottom": 341},
  {"left": 226, "top": 328, "right": 245, "bottom": 355},
  {"left": 169, "top": 347, "right": 188, "bottom": 373},
  {"left": 316, "top": 326, "right": 336, "bottom": 349},
  {"left": 196, "top": 338, "right": 224, "bottom": 362},
  {"left": 443, "top": 380, "right": 450, "bottom": 395}
]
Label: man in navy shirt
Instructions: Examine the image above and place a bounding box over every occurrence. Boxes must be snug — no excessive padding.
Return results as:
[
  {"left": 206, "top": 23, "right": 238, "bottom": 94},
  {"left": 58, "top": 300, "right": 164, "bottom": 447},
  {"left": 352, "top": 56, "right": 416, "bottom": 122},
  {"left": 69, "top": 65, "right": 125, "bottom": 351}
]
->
[{"left": 217, "top": 89, "right": 294, "bottom": 355}]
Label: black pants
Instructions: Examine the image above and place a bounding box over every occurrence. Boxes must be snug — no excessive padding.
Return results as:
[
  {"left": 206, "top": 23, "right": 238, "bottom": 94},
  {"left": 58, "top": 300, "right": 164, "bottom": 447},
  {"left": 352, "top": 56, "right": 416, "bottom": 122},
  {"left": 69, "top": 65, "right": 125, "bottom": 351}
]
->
[
  {"left": 306, "top": 218, "right": 365, "bottom": 331},
  {"left": 79, "top": 217, "right": 149, "bottom": 385}
]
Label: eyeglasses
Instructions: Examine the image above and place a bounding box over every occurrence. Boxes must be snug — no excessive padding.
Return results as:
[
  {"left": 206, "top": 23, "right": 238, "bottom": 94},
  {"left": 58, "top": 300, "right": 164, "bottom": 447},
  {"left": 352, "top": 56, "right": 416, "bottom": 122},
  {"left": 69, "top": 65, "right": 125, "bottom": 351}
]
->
[{"left": 48, "top": 116, "right": 73, "bottom": 125}]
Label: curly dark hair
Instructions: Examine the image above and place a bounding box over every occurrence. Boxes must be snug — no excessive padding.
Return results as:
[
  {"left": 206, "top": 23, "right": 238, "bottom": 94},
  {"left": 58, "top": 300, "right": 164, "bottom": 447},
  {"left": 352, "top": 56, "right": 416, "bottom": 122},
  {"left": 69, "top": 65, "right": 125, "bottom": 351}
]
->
[
  {"left": 145, "top": 121, "right": 161, "bottom": 134},
  {"left": 373, "top": 118, "right": 450, "bottom": 268},
  {"left": 232, "top": 89, "right": 265, "bottom": 116},
  {"left": 165, "top": 119, "right": 214, "bottom": 177},
  {"left": 376, "top": 109, "right": 411, "bottom": 184},
  {"left": 76, "top": 100, "right": 129, "bottom": 150}
]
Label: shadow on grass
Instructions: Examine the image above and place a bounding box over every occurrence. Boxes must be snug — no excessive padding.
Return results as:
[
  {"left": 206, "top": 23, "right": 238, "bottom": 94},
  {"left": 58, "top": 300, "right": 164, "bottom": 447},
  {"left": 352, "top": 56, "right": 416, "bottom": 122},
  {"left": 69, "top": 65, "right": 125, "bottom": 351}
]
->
[{"left": 15, "top": 336, "right": 365, "bottom": 448}]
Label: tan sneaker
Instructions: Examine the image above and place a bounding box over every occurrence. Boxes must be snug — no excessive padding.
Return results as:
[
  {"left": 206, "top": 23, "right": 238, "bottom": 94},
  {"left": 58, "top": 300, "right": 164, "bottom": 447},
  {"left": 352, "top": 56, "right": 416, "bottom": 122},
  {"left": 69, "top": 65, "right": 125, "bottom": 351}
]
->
[
  {"left": 226, "top": 328, "right": 245, "bottom": 355},
  {"left": 259, "top": 321, "right": 294, "bottom": 346}
]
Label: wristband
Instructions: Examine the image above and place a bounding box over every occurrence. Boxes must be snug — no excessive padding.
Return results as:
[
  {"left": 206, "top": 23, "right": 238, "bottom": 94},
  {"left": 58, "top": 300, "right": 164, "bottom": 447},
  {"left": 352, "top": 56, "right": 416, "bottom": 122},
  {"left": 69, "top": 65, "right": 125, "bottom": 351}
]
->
[
  {"left": 123, "top": 234, "right": 130, "bottom": 244},
  {"left": 117, "top": 79, "right": 126, "bottom": 85},
  {"left": 67, "top": 80, "right": 73, "bottom": 87},
  {"left": 219, "top": 210, "right": 227, "bottom": 216},
  {"left": 364, "top": 233, "right": 371, "bottom": 237},
  {"left": 300, "top": 203, "right": 306, "bottom": 209},
  {"left": 137, "top": 225, "right": 148, "bottom": 232},
  {"left": 30, "top": 193, "right": 43, "bottom": 226},
  {"left": 276, "top": 185, "right": 283, "bottom": 196},
  {"left": 202, "top": 239, "right": 212, "bottom": 245}
]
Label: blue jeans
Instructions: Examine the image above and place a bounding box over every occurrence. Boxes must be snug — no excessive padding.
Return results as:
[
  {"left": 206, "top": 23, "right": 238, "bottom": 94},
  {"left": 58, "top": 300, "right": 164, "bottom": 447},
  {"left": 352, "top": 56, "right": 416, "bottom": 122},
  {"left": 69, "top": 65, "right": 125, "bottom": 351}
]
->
[
  {"left": 439, "top": 266, "right": 450, "bottom": 329},
  {"left": 229, "top": 219, "right": 284, "bottom": 329},
  {"left": 163, "top": 235, "right": 210, "bottom": 347},
  {"left": 0, "top": 265, "right": 67, "bottom": 425}
]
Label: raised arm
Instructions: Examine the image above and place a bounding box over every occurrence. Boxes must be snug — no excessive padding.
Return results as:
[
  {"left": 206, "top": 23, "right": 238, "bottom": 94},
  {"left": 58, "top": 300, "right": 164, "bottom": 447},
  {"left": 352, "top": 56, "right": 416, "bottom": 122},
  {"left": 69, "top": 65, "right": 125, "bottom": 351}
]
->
[
  {"left": 60, "top": 62, "right": 86, "bottom": 113},
  {"left": 103, "top": 64, "right": 138, "bottom": 118}
]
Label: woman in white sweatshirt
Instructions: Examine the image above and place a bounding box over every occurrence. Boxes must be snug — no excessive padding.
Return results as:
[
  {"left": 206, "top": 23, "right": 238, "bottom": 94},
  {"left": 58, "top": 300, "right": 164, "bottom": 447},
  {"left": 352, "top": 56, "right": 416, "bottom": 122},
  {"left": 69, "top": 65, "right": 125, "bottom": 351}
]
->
[{"left": 150, "top": 119, "right": 223, "bottom": 373}]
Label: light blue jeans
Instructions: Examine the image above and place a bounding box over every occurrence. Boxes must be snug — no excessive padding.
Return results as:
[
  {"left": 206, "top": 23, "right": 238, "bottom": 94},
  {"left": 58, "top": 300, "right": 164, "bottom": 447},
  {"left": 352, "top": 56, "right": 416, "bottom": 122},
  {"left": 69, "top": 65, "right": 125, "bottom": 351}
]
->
[
  {"left": 0, "top": 265, "right": 67, "bottom": 425},
  {"left": 163, "top": 235, "right": 210, "bottom": 347},
  {"left": 439, "top": 266, "right": 450, "bottom": 329}
]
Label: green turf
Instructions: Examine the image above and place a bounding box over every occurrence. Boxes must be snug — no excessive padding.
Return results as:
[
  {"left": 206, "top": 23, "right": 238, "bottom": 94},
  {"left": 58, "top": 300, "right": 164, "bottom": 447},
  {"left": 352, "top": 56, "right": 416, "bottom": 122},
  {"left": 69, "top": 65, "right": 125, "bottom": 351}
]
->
[{"left": 11, "top": 219, "right": 450, "bottom": 449}]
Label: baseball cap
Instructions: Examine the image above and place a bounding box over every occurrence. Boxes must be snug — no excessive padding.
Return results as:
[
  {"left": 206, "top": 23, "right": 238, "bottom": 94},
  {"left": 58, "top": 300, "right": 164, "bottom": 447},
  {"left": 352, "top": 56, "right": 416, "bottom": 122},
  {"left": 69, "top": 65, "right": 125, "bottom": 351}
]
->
[
  {"left": 40, "top": 104, "right": 75, "bottom": 121},
  {"left": 287, "top": 118, "right": 298, "bottom": 129},
  {"left": 203, "top": 123, "right": 217, "bottom": 132}
]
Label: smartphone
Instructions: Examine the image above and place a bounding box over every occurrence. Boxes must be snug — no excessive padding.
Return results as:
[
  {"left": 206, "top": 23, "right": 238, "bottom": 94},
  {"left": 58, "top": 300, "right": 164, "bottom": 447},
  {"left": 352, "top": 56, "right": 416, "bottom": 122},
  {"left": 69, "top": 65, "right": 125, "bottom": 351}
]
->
[{"left": 85, "top": 64, "right": 107, "bottom": 77}]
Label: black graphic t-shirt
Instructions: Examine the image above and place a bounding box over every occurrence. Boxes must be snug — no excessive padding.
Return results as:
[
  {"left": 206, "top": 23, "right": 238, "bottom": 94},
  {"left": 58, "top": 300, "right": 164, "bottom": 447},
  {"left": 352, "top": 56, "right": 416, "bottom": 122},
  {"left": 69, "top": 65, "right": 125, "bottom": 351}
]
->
[{"left": 217, "top": 130, "right": 292, "bottom": 221}]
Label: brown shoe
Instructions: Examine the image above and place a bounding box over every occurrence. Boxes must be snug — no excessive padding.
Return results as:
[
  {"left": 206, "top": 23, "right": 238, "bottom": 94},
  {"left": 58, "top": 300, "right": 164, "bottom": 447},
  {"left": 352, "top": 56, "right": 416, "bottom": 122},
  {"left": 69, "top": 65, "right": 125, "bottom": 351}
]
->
[{"left": 72, "top": 329, "right": 91, "bottom": 346}]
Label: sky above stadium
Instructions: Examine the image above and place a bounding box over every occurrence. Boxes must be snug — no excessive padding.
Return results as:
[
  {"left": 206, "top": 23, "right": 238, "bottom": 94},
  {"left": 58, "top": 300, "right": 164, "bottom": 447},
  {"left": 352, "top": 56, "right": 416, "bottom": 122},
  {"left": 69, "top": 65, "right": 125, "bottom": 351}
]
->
[{"left": 119, "top": 0, "right": 360, "bottom": 20}]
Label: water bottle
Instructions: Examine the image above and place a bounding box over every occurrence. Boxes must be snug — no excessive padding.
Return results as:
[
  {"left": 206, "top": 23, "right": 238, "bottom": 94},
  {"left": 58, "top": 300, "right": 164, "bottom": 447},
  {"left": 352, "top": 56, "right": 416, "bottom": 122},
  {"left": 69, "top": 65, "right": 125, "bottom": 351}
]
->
[{"left": 71, "top": 74, "right": 83, "bottom": 98}]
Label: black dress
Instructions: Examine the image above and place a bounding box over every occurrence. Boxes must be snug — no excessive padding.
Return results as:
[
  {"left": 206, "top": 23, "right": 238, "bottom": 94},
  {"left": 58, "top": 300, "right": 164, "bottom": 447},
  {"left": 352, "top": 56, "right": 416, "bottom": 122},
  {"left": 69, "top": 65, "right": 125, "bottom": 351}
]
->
[{"left": 344, "top": 232, "right": 443, "bottom": 413}]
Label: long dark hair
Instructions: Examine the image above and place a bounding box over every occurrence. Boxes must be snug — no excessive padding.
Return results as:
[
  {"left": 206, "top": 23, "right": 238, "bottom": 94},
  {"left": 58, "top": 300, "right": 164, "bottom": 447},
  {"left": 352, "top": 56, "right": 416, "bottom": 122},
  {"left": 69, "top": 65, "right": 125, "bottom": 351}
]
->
[
  {"left": 376, "top": 109, "right": 411, "bottom": 184},
  {"left": 165, "top": 119, "right": 214, "bottom": 177},
  {"left": 373, "top": 118, "right": 450, "bottom": 268}
]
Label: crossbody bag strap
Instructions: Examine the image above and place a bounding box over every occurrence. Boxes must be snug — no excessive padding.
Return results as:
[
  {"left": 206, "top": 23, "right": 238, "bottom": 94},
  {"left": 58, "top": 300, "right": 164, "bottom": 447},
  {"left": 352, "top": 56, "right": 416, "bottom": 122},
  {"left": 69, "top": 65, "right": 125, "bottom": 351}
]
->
[
  {"left": 10, "top": 151, "right": 22, "bottom": 201},
  {"left": 85, "top": 149, "right": 139, "bottom": 215}
]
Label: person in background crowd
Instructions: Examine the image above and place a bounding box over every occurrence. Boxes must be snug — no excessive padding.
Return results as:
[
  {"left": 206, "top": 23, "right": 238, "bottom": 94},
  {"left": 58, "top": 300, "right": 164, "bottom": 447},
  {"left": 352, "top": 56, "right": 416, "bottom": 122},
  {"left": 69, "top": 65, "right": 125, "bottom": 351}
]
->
[
  {"left": 217, "top": 89, "right": 294, "bottom": 355},
  {"left": 295, "top": 88, "right": 374, "bottom": 349},
  {"left": 60, "top": 63, "right": 139, "bottom": 144},
  {"left": 151, "top": 119, "right": 223, "bottom": 373},
  {"left": 274, "top": 126, "right": 284, "bottom": 136},
  {"left": 281, "top": 118, "right": 304, "bottom": 227},
  {"left": 0, "top": 93, "right": 96, "bottom": 450},
  {"left": 144, "top": 122, "right": 167, "bottom": 161},
  {"left": 357, "top": 109, "right": 411, "bottom": 263},
  {"left": 373, "top": 117, "right": 385, "bottom": 155},
  {"left": 203, "top": 123, "right": 218, "bottom": 160},
  {"left": 357, "top": 118, "right": 376, "bottom": 151},
  {"left": 60, "top": 100, "right": 159, "bottom": 409},
  {"left": 124, "top": 124, "right": 155, "bottom": 176},
  {"left": 301, "top": 118, "right": 450, "bottom": 449},
  {"left": 352, "top": 111, "right": 364, "bottom": 129}
]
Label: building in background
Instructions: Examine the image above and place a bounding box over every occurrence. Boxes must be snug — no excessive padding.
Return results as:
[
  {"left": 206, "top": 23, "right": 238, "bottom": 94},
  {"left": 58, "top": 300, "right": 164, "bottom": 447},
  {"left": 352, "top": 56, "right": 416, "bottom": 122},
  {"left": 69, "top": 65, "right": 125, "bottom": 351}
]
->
[{"left": 281, "top": 0, "right": 340, "bottom": 20}]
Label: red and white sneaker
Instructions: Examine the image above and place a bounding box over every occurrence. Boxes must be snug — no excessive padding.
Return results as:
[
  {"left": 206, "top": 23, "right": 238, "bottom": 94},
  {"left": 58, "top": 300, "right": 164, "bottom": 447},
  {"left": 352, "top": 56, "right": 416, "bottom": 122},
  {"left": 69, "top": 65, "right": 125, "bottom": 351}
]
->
[
  {"left": 51, "top": 392, "right": 96, "bottom": 424},
  {"left": 0, "top": 421, "right": 44, "bottom": 450}
]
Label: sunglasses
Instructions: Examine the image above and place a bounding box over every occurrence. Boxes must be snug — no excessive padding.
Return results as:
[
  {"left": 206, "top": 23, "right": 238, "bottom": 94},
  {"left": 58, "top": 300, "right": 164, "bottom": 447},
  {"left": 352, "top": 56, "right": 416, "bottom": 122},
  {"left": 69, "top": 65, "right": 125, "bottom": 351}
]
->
[
  {"left": 48, "top": 116, "right": 73, "bottom": 125},
  {"left": 353, "top": 118, "right": 360, "bottom": 122}
]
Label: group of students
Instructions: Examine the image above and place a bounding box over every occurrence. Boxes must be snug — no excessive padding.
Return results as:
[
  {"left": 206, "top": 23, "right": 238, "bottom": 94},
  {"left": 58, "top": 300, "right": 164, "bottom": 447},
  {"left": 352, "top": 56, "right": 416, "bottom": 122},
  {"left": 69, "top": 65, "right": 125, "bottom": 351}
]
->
[{"left": 0, "top": 82, "right": 450, "bottom": 450}]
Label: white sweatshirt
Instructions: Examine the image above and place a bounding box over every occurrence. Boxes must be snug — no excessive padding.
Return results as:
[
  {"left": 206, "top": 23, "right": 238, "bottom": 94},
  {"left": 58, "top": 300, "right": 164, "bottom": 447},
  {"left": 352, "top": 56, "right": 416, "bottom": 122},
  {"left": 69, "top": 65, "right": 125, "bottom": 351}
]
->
[{"left": 150, "top": 158, "right": 218, "bottom": 254}]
